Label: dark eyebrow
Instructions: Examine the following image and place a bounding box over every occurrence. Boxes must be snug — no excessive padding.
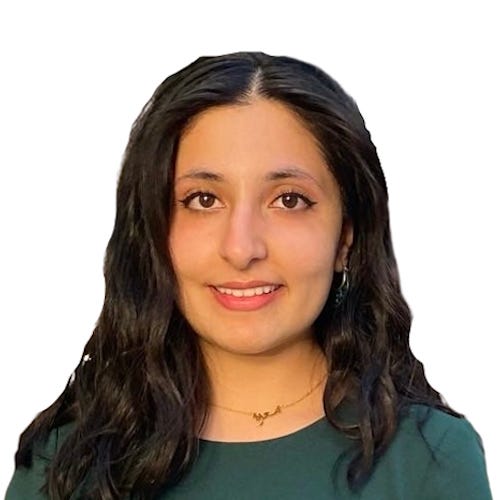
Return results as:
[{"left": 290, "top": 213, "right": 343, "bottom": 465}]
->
[
  {"left": 176, "top": 170, "right": 224, "bottom": 182},
  {"left": 264, "top": 167, "right": 320, "bottom": 185},
  {"left": 175, "top": 167, "right": 322, "bottom": 187}
]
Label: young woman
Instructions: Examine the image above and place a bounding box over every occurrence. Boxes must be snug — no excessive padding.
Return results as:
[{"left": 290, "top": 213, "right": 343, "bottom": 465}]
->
[{"left": 7, "top": 51, "right": 492, "bottom": 499}]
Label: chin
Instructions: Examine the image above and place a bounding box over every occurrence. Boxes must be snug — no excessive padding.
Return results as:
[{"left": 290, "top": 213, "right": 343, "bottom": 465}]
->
[{"left": 202, "top": 334, "right": 297, "bottom": 358}]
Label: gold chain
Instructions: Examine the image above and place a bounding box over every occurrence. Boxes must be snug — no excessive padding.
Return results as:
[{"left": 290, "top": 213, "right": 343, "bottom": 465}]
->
[{"left": 210, "top": 373, "right": 328, "bottom": 426}]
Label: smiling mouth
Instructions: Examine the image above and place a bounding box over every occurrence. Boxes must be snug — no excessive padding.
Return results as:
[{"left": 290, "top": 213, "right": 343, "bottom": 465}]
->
[
  {"left": 209, "top": 285, "right": 284, "bottom": 311},
  {"left": 213, "top": 284, "right": 282, "bottom": 297}
]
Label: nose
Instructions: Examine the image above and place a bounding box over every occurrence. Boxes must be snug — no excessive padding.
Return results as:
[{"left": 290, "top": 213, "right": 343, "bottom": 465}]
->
[{"left": 219, "top": 203, "right": 267, "bottom": 270}]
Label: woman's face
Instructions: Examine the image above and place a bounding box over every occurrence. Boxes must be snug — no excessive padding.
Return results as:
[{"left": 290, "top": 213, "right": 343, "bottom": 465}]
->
[{"left": 169, "top": 98, "right": 352, "bottom": 356}]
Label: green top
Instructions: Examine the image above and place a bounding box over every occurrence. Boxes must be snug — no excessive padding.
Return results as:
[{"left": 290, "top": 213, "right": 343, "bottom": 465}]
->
[{"left": 6, "top": 405, "right": 492, "bottom": 499}]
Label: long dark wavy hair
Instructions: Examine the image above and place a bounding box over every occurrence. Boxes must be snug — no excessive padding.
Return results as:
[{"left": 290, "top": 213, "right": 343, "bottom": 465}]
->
[{"left": 15, "top": 51, "right": 462, "bottom": 499}]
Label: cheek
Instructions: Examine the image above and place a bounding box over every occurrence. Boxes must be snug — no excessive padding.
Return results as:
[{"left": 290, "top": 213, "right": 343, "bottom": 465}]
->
[
  {"left": 168, "top": 222, "right": 189, "bottom": 276},
  {"left": 274, "top": 219, "right": 339, "bottom": 271},
  {"left": 168, "top": 225, "right": 204, "bottom": 316},
  {"left": 168, "top": 218, "right": 215, "bottom": 279}
]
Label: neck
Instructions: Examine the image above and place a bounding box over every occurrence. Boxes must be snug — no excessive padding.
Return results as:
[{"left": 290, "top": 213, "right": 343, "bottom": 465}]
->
[{"left": 200, "top": 337, "right": 328, "bottom": 414}]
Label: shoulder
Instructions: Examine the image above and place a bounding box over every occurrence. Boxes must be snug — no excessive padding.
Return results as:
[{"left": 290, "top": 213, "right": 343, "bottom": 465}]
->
[
  {"left": 401, "top": 404, "right": 482, "bottom": 444},
  {"left": 400, "top": 404, "right": 486, "bottom": 461},
  {"left": 5, "top": 422, "right": 75, "bottom": 500},
  {"left": 391, "top": 404, "right": 492, "bottom": 499}
]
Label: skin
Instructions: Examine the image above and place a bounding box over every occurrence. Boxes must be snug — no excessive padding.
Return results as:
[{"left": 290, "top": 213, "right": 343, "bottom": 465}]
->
[{"left": 169, "top": 97, "right": 353, "bottom": 441}]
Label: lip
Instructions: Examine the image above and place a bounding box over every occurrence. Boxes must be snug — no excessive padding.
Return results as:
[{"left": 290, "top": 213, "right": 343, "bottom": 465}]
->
[
  {"left": 209, "top": 284, "right": 283, "bottom": 311},
  {"left": 213, "top": 281, "right": 281, "bottom": 289}
]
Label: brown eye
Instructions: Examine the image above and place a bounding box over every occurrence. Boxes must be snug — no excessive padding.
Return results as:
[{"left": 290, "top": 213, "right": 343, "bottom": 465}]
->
[
  {"left": 281, "top": 193, "right": 300, "bottom": 209},
  {"left": 179, "top": 191, "right": 222, "bottom": 210},
  {"left": 198, "top": 193, "right": 216, "bottom": 208},
  {"left": 272, "top": 191, "right": 316, "bottom": 210}
]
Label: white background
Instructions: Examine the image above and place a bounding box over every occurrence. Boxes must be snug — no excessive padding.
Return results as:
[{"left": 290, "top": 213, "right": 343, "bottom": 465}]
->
[{"left": 1, "top": 1, "right": 498, "bottom": 497}]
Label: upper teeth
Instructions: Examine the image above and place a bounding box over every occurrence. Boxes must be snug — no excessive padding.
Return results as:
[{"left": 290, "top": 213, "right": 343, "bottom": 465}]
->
[{"left": 215, "top": 285, "right": 280, "bottom": 297}]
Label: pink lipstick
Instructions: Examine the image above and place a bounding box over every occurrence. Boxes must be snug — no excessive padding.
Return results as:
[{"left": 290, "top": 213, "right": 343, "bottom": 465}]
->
[{"left": 209, "top": 285, "right": 283, "bottom": 311}]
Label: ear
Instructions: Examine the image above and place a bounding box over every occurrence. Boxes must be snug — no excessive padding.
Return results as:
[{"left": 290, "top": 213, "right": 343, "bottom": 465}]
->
[{"left": 334, "top": 220, "right": 353, "bottom": 273}]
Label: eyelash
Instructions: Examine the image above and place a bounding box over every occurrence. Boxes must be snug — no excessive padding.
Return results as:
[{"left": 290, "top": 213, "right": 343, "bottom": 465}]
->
[{"left": 178, "top": 190, "right": 317, "bottom": 211}]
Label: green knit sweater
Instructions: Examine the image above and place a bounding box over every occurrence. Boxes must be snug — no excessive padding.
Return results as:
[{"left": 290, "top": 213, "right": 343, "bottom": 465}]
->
[{"left": 6, "top": 405, "right": 492, "bottom": 499}]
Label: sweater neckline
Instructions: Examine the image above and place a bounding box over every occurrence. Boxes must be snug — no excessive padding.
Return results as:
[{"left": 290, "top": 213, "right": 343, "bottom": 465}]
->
[{"left": 198, "top": 414, "right": 328, "bottom": 445}]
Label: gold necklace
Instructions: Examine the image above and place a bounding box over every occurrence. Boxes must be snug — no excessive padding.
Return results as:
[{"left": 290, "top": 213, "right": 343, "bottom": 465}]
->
[{"left": 210, "top": 373, "right": 328, "bottom": 426}]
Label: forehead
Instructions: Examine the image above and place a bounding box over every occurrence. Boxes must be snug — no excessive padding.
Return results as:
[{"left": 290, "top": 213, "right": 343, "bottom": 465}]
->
[{"left": 174, "top": 98, "right": 334, "bottom": 187}]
